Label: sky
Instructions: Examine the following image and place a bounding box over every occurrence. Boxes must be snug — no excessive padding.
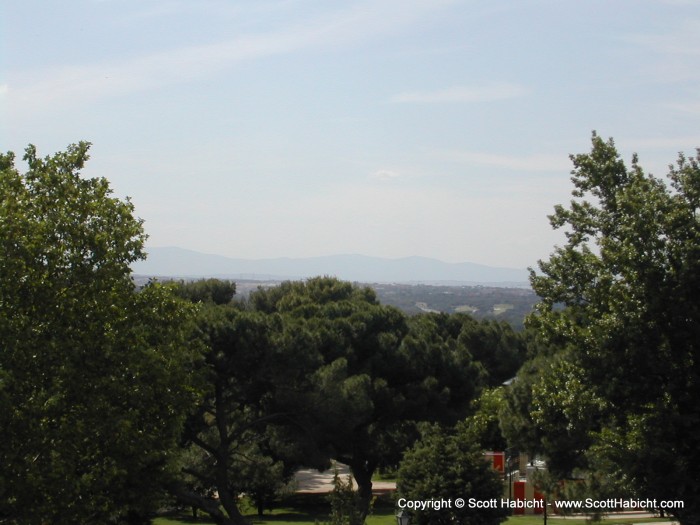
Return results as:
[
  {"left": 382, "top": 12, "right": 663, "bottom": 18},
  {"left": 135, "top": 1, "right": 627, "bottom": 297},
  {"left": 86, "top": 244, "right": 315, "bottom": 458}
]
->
[{"left": 2, "top": 0, "right": 700, "bottom": 269}]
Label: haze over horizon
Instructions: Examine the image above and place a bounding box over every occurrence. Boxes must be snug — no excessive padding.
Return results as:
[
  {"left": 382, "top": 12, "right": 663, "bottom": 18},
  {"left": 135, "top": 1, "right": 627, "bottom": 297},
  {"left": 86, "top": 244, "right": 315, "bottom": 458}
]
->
[
  {"left": 3, "top": 1, "right": 700, "bottom": 268},
  {"left": 132, "top": 246, "right": 531, "bottom": 284}
]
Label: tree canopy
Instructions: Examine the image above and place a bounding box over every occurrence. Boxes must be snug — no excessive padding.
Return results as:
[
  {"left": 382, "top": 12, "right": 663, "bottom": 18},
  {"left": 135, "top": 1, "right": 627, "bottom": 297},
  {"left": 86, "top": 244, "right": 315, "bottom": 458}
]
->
[
  {"left": 250, "top": 279, "right": 492, "bottom": 519},
  {"left": 0, "top": 143, "right": 199, "bottom": 524},
  {"left": 171, "top": 280, "right": 328, "bottom": 525},
  {"left": 173, "top": 277, "right": 516, "bottom": 523},
  {"left": 503, "top": 134, "right": 700, "bottom": 524}
]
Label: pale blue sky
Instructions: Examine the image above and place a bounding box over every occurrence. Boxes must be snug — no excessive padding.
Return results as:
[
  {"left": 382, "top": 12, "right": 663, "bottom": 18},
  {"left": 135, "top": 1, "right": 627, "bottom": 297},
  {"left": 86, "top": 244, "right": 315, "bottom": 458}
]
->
[{"left": 2, "top": 0, "right": 699, "bottom": 268}]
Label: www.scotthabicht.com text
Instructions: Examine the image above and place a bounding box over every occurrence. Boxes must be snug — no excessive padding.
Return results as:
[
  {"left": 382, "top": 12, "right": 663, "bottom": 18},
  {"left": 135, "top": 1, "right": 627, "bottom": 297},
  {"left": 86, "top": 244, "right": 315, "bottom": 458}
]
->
[{"left": 557, "top": 498, "right": 684, "bottom": 510}]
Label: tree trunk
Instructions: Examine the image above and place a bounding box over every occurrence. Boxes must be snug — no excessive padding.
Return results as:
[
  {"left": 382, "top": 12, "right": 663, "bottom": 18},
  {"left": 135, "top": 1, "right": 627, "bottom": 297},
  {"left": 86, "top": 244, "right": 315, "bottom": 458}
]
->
[
  {"left": 217, "top": 488, "right": 248, "bottom": 525},
  {"left": 215, "top": 452, "right": 249, "bottom": 525},
  {"left": 165, "top": 482, "right": 234, "bottom": 525},
  {"left": 210, "top": 378, "right": 249, "bottom": 525},
  {"left": 348, "top": 459, "right": 376, "bottom": 522}
]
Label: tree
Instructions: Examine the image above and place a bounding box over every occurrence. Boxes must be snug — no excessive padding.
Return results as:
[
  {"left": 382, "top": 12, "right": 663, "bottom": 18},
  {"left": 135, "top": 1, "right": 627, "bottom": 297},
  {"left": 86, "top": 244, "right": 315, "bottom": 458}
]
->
[
  {"left": 500, "top": 350, "right": 604, "bottom": 477},
  {"left": 461, "top": 387, "right": 509, "bottom": 452},
  {"left": 397, "top": 424, "right": 509, "bottom": 525},
  {"left": 251, "top": 280, "right": 485, "bottom": 521},
  {"left": 0, "top": 143, "right": 199, "bottom": 523},
  {"left": 250, "top": 278, "right": 412, "bottom": 519},
  {"left": 174, "top": 279, "right": 497, "bottom": 523},
  {"left": 170, "top": 283, "right": 323, "bottom": 525},
  {"left": 516, "top": 134, "right": 700, "bottom": 524},
  {"left": 327, "top": 471, "right": 365, "bottom": 525},
  {"left": 173, "top": 278, "right": 236, "bottom": 305},
  {"left": 456, "top": 317, "right": 527, "bottom": 386}
]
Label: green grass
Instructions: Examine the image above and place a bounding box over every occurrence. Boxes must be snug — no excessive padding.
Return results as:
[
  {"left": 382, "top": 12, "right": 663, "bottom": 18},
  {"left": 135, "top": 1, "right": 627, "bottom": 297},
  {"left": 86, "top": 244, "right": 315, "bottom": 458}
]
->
[
  {"left": 372, "top": 469, "right": 397, "bottom": 483},
  {"left": 155, "top": 493, "right": 397, "bottom": 525},
  {"left": 505, "top": 517, "right": 672, "bottom": 525}
]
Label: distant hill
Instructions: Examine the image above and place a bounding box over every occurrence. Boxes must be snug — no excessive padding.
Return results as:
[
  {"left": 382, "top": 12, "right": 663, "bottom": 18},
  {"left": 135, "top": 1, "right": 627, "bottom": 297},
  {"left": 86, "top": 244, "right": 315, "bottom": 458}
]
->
[{"left": 132, "top": 246, "right": 529, "bottom": 285}]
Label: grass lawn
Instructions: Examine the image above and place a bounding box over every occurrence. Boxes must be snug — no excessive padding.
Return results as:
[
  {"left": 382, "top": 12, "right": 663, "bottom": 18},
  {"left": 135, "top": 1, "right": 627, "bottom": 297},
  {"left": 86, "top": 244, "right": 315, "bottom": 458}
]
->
[
  {"left": 155, "top": 512, "right": 396, "bottom": 525},
  {"left": 507, "top": 517, "right": 672, "bottom": 525},
  {"left": 154, "top": 493, "right": 397, "bottom": 525},
  {"left": 372, "top": 471, "right": 397, "bottom": 483}
]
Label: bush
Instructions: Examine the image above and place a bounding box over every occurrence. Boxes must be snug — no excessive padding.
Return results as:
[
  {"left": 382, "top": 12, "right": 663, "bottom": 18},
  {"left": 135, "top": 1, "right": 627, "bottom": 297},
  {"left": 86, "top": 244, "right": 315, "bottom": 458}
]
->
[{"left": 397, "top": 425, "right": 509, "bottom": 525}]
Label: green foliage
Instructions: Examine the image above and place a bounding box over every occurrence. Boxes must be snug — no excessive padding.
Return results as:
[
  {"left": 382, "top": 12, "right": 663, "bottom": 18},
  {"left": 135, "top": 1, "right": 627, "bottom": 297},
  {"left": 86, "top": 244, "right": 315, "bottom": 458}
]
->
[
  {"left": 171, "top": 291, "right": 323, "bottom": 525},
  {"left": 0, "top": 143, "right": 199, "bottom": 524},
  {"left": 326, "top": 472, "right": 366, "bottom": 525},
  {"left": 400, "top": 313, "right": 483, "bottom": 407},
  {"left": 510, "top": 134, "right": 700, "bottom": 524},
  {"left": 401, "top": 313, "right": 527, "bottom": 390},
  {"left": 174, "top": 278, "right": 236, "bottom": 305},
  {"left": 499, "top": 358, "right": 542, "bottom": 457},
  {"left": 251, "top": 278, "right": 412, "bottom": 518},
  {"left": 240, "top": 449, "right": 289, "bottom": 517},
  {"left": 251, "top": 279, "right": 491, "bottom": 520},
  {"left": 175, "top": 277, "right": 524, "bottom": 523},
  {"left": 460, "top": 387, "right": 508, "bottom": 451},
  {"left": 397, "top": 424, "right": 509, "bottom": 525},
  {"left": 456, "top": 317, "right": 527, "bottom": 386}
]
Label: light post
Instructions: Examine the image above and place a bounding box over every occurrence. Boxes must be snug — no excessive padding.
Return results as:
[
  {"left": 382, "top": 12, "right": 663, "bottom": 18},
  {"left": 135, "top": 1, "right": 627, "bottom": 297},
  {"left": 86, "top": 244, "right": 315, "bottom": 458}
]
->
[
  {"left": 506, "top": 447, "right": 514, "bottom": 500},
  {"left": 396, "top": 509, "right": 411, "bottom": 525}
]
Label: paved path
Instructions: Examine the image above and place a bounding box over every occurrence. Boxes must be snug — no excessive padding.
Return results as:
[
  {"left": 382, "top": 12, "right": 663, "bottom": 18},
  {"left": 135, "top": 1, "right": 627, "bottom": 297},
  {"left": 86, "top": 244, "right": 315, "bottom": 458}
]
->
[{"left": 293, "top": 462, "right": 396, "bottom": 494}]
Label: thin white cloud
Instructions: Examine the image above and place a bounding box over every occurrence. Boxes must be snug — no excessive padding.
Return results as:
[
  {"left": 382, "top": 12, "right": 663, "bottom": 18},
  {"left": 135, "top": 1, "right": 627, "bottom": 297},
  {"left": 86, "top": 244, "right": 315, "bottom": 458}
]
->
[
  {"left": 435, "top": 149, "right": 570, "bottom": 172},
  {"left": 372, "top": 169, "right": 400, "bottom": 180},
  {"left": 7, "top": 29, "right": 323, "bottom": 114},
  {"left": 119, "top": 0, "right": 242, "bottom": 20},
  {"left": 622, "top": 134, "right": 700, "bottom": 149},
  {"left": 625, "top": 19, "right": 700, "bottom": 56},
  {"left": 654, "top": 0, "right": 697, "bottom": 4},
  {"left": 664, "top": 100, "right": 700, "bottom": 115},
  {"left": 620, "top": 18, "right": 700, "bottom": 85},
  {"left": 5, "top": 0, "right": 456, "bottom": 116},
  {"left": 390, "top": 83, "right": 527, "bottom": 104}
]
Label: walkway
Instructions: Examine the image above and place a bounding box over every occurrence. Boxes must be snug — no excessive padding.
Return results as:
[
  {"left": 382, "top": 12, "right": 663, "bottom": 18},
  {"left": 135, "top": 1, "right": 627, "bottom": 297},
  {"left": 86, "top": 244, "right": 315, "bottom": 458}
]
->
[{"left": 293, "top": 463, "right": 396, "bottom": 494}]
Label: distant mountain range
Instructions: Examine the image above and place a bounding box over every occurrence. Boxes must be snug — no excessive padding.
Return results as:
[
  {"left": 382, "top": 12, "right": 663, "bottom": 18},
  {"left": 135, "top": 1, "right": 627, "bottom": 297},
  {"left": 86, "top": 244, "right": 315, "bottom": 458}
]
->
[{"left": 132, "top": 247, "right": 529, "bottom": 285}]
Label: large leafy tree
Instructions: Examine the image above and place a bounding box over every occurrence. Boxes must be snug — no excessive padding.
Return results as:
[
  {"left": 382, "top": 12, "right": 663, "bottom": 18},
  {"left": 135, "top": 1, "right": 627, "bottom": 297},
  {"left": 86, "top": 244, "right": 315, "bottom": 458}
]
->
[
  {"left": 513, "top": 134, "right": 700, "bottom": 524},
  {"left": 170, "top": 280, "right": 323, "bottom": 525},
  {"left": 251, "top": 279, "right": 484, "bottom": 520},
  {"left": 250, "top": 278, "right": 411, "bottom": 518},
  {"left": 0, "top": 143, "right": 199, "bottom": 524}
]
